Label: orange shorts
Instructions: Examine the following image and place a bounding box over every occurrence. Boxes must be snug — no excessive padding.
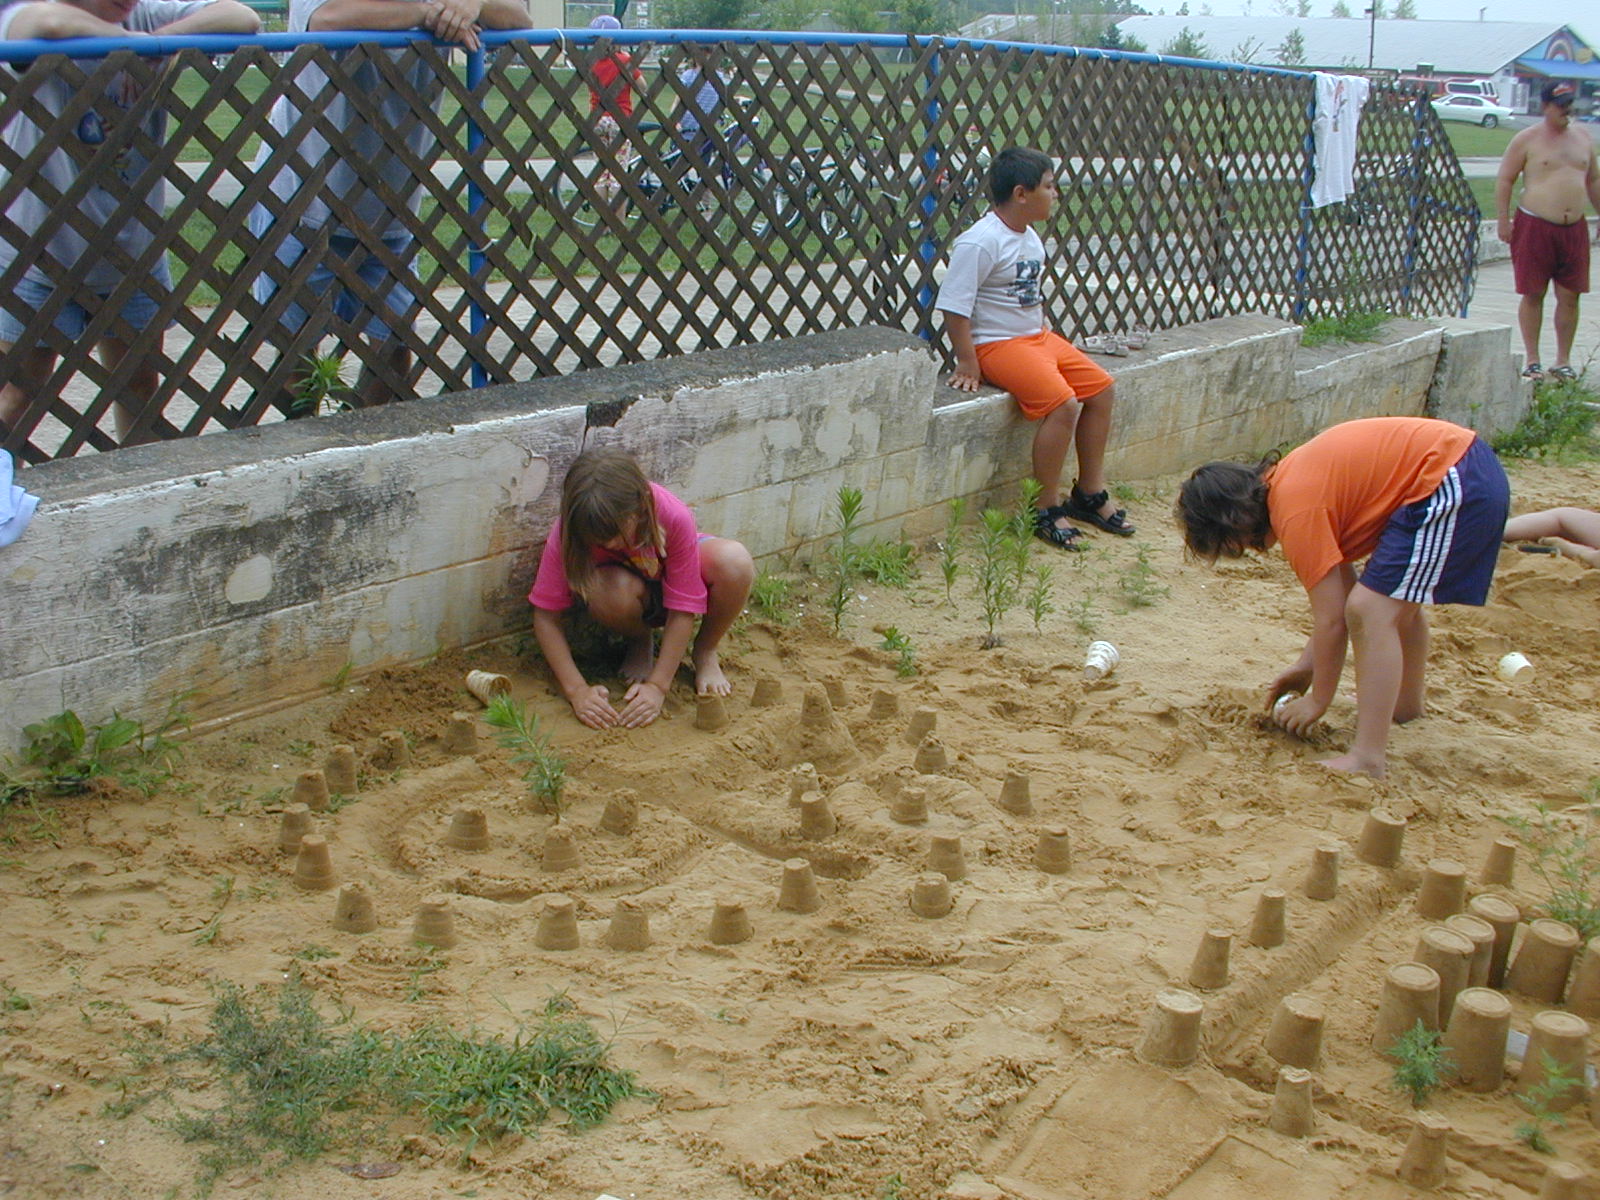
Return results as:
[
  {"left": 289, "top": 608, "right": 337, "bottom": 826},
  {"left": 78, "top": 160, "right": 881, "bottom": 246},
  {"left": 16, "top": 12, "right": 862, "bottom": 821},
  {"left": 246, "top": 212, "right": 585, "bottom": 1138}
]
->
[{"left": 975, "top": 330, "right": 1113, "bottom": 419}]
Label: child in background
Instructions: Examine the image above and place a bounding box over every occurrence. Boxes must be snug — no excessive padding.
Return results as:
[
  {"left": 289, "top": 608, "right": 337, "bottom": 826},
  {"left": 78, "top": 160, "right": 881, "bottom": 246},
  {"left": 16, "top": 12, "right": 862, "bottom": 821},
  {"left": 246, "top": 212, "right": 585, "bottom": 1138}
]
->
[
  {"left": 935, "top": 146, "right": 1135, "bottom": 550},
  {"left": 1504, "top": 506, "right": 1600, "bottom": 566},
  {"left": 584, "top": 14, "right": 640, "bottom": 207},
  {"left": 530, "top": 448, "right": 754, "bottom": 729},
  {"left": 1176, "top": 416, "right": 1510, "bottom": 780}
]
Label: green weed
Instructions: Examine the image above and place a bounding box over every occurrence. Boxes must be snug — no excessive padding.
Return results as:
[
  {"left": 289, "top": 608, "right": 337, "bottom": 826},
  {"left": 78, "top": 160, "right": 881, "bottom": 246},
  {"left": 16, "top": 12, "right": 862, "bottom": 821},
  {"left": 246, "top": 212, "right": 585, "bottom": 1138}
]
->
[
  {"left": 294, "top": 945, "right": 338, "bottom": 962},
  {"left": 827, "top": 486, "right": 865, "bottom": 635},
  {"left": 292, "top": 352, "right": 352, "bottom": 416},
  {"left": 1118, "top": 543, "right": 1170, "bottom": 609},
  {"left": 321, "top": 662, "right": 354, "bottom": 692},
  {"left": 975, "top": 508, "right": 1021, "bottom": 649},
  {"left": 1067, "top": 592, "right": 1099, "bottom": 638},
  {"left": 1, "top": 699, "right": 188, "bottom": 805},
  {"left": 1501, "top": 790, "right": 1600, "bottom": 938},
  {"left": 1300, "top": 308, "right": 1389, "bottom": 347},
  {"left": 881, "top": 1172, "right": 906, "bottom": 1200},
  {"left": 193, "top": 877, "right": 236, "bottom": 946},
  {"left": 1493, "top": 375, "right": 1600, "bottom": 460},
  {"left": 878, "top": 626, "right": 917, "bottom": 677},
  {"left": 939, "top": 496, "right": 966, "bottom": 607},
  {"left": 482, "top": 694, "right": 566, "bottom": 819},
  {"left": 848, "top": 538, "right": 917, "bottom": 587},
  {"left": 1026, "top": 560, "right": 1056, "bottom": 632},
  {"left": 1514, "top": 1051, "right": 1581, "bottom": 1153},
  {"left": 749, "top": 568, "right": 797, "bottom": 626},
  {"left": 1385, "top": 1020, "right": 1453, "bottom": 1108}
]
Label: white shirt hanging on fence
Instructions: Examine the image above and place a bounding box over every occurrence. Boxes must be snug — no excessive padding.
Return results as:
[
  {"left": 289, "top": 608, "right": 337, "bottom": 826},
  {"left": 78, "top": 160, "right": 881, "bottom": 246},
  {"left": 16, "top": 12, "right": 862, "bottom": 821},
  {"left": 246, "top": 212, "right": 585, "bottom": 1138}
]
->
[
  {"left": 1310, "top": 73, "right": 1371, "bottom": 209},
  {"left": 0, "top": 451, "right": 39, "bottom": 549}
]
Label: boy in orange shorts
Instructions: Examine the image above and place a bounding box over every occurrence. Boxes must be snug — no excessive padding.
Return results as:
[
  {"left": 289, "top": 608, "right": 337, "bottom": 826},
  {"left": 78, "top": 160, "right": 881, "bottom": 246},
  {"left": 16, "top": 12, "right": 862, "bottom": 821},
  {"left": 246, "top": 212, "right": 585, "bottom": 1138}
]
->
[{"left": 936, "top": 146, "right": 1135, "bottom": 549}]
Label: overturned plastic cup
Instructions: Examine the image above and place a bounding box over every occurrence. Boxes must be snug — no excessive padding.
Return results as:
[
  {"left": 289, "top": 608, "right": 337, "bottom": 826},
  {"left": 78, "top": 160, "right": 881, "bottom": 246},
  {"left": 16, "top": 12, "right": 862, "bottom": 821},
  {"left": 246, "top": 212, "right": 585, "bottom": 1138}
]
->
[
  {"left": 1496, "top": 652, "right": 1533, "bottom": 684},
  {"left": 466, "top": 670, "right": 511, "bottom": 705},
  {"left": 1273, "top": 692, "right": 1297, "bottom": 718},
  {"left": 1083, "top": 640, "right": 1120, "bottom": 682}
]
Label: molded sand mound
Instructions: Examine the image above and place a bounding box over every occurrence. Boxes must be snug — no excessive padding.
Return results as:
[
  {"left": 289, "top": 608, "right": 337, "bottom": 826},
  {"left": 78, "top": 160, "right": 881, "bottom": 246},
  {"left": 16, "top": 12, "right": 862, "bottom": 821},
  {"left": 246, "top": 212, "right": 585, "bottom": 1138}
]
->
[{"left": 2, "top": 460, "right": 1599, "bottom": 1199}]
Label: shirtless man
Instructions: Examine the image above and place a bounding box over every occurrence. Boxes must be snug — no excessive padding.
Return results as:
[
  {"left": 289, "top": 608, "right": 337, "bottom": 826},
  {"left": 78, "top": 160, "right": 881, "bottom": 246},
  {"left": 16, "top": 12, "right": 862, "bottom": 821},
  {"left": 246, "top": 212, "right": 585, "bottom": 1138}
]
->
[{"left": 1496, "top": 81, "right": 1600, "bottom": 382}]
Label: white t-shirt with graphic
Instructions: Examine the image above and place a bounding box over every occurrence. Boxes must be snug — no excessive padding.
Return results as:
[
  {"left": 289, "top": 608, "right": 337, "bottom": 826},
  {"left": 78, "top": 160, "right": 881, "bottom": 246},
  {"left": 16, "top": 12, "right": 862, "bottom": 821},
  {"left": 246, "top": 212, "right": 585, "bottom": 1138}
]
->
[{"left": 935, "top": 211, "right": 1048, "bottom": 345}]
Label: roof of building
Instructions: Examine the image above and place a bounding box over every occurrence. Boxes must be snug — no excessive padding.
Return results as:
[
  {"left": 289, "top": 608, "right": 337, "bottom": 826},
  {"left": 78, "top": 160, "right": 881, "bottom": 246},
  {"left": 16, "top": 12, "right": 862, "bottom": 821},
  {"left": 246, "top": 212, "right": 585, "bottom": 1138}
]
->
[{"left": 1110, "top": 16, "right": 1581, "bottom": 74}]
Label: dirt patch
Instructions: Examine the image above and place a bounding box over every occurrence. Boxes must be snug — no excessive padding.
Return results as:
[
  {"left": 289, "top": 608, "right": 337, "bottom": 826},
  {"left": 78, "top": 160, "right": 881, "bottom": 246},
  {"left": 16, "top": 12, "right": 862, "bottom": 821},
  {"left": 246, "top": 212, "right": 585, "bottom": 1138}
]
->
[{"left": 3, "top": 459, "right": 1599, "bottom": 1199}]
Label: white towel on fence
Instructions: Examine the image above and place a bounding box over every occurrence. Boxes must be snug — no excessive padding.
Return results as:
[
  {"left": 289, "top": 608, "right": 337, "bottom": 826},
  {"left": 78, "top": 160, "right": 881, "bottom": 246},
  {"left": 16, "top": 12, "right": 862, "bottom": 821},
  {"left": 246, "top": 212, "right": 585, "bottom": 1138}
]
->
[
  {"left": 0, "top": 450, "right": 39, "bottom": 549},
  {"left": 1310, "top": 72, "right": 1371, "bottom": 208}
]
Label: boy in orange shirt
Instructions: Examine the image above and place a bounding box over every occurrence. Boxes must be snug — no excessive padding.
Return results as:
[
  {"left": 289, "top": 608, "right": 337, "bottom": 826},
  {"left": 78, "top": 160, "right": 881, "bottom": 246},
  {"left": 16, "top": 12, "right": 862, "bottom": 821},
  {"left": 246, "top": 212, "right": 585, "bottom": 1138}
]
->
[{"left": 1176, "top": 417, "right": 1510, "bottom": 779}]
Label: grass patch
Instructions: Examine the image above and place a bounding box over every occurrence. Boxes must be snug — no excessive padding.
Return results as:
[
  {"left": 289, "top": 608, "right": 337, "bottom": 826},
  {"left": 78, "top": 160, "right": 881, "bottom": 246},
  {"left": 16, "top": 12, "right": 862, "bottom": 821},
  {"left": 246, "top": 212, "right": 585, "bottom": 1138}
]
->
[
  {"left": 1, "top": 700, "right": 188, "bottom": 808},
  {"left": 116, "top": 977, "right": 643, "bottom": 1194},
  {"left": 848, "top": 537, "right": 917, "bottom": 587},
  {"left": 1300, "top": 308, "right": 1390, "bottom": 348},
  {"left": 1493, "top": 375, "right": 1600, "bottom": 460},
  {"left": 748, "top": 568, "right": 798, "bottom": 626}
]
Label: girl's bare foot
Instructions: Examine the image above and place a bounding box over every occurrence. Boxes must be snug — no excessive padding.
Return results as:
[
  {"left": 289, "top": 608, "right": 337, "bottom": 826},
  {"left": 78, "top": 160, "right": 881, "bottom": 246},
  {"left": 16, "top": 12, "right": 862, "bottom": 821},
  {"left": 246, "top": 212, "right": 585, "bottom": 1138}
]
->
[
  {"left": 620, "top": 634, "right": 655, "bottom": 682},
  {"left": 1319, "top": 752, "right": 1386, "bottom": 780},
  {"left": 1542, "top": 536, "right": 1600, "bottom": 568},
  {"left": 693, "top": 649, "right": 731, "bottom": 696}
]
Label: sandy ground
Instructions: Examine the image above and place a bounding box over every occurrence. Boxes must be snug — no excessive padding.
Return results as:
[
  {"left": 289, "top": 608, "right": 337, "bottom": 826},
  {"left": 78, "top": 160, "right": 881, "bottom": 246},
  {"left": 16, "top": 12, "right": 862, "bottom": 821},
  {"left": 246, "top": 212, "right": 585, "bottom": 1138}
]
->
[{"left": 3, "top": 455, "right": 1600, "bottom": 1200}]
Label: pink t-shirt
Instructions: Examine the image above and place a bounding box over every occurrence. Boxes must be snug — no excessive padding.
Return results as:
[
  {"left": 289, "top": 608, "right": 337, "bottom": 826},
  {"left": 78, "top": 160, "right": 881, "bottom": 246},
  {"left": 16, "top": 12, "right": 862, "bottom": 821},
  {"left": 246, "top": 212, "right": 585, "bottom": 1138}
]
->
[{"left": 527, "top": 482, "right": 708, "bottom": 615}]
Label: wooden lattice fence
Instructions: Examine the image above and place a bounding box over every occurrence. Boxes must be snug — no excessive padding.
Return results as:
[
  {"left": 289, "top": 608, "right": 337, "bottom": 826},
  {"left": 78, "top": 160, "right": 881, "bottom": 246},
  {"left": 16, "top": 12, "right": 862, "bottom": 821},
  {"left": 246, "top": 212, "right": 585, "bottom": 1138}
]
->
[{"left": 0, "top": 30, "right": 1478, "bottom": 462}]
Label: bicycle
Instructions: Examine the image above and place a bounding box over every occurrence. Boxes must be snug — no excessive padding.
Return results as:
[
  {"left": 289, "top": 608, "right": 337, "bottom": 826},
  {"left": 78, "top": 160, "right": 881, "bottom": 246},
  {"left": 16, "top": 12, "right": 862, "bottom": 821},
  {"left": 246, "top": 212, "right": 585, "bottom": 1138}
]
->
[
  {"left": 759, "top": 118, "right": 895, "bottom": 242},
  {"left": 555, "top": 100, "right": 771, "bottom": 234}
]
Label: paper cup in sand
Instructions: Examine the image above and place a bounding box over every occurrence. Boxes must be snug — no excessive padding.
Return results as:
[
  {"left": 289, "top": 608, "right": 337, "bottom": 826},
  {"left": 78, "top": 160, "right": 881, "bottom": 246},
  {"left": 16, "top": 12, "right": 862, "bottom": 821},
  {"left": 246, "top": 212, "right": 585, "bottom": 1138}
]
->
[
  {"left": 1496, "top": 652, "right": 1533, "bottom": 684},
  {"left": 466, "top": 670, "right": 511, "bottom": 705},
  {"left": 1083, "top": 640, "right": 1120, "bottom": 682}
]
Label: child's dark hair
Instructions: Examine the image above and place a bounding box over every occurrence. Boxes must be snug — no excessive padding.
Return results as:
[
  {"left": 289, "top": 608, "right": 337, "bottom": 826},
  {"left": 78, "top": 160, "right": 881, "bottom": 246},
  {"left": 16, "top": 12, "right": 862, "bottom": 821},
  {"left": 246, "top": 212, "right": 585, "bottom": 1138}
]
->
[
  {"left": 559, "top": 446, "right": 663, "bottom": 602},
  {"left": 1174, "top": 453, "right": 1279, "bottom": 562},
  {"left": 989, "top": 147, "right": 1054, "bottom": 206}
]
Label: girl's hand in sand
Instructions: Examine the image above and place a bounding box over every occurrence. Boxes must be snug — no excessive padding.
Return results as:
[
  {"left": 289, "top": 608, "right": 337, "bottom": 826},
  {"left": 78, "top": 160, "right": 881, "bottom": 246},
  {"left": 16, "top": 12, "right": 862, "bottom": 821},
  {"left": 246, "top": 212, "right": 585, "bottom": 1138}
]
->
[
  {"left": 1266, "top": 664, "right": 1313, "bottom": 706},
  {"left": 568, "top": 683, "right": 619, "bottom": 729},
  {"left": 1273, "top": 694, "right": 1324, "bottom": 738},
  {"left": 618, "top": 680, "right": 666, "bottom": 728}
]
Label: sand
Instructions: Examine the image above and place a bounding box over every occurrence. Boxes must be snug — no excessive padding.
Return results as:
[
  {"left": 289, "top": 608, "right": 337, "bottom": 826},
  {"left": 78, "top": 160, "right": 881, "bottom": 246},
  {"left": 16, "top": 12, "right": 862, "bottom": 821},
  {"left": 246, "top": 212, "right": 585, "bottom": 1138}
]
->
[{"left": 3, "top": 456, "right": 1599, "bottom": 1200}]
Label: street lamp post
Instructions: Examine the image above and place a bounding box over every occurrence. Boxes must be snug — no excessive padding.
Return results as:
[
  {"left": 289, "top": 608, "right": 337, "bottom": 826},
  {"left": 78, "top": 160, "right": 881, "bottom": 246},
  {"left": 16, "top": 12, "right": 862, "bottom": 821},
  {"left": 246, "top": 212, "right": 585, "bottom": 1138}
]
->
[{"left": 1364, "top": 3, "right": 1376, "bottom": 69}]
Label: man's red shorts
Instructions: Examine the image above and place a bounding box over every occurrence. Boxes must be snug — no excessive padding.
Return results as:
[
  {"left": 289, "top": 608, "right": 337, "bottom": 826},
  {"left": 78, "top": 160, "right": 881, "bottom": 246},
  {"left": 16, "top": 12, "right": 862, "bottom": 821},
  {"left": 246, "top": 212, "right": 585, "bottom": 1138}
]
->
[{"left": 1510, "top": 210, "right": 1591, "bottom": 296}]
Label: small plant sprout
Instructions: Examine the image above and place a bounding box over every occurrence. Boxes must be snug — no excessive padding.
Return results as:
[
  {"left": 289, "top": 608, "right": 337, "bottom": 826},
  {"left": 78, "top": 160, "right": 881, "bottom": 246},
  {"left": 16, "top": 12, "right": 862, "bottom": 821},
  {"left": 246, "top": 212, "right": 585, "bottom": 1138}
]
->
[
  {"left": 975, "top": 507, "right": 1021, "bottom": 649},
  {"left": 292, "top": 351, "right": 351, "bottom": 416},
  {"left": 828, "top": 485, "right": 865, "bottom": 634},
  {"left": 193, "top": 876, "right": 237, "bottom": 946},
  {"left": 1385, "top": 1020, "right": 1453, "bottom": 1107},
  {"left": 878, "top": 626, "right": 917, "bottom": 677},
  {"left": 1026, "top": 560, "right": 1056, "bottom": 632},
  {"left": 483, "top": 694, "right": 567, "bottom": 820},
  {"left": 940, "top": 496, "right": 966, "bottom": 607},
  {"left": 1009, "top": 478, "right": 1043, "bottom": 586},
  {"left": 1515, "top": 1051, "right": 1581, "bottom": 1153},
  {"left": 1502, "top": 792, "right": 1600, "bottom": 938},
  {"left": 1118, "top": 542, "right": 1170, "bottom": 609}
]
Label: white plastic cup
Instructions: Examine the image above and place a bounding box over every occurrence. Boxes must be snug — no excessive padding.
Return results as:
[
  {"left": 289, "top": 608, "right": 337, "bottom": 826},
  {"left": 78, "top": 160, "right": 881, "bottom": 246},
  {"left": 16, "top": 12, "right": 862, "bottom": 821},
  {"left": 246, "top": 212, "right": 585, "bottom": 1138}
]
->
[
  {"left": 1496, "top": 652, "right": 1533, "bottom": 684},
  {"left": 1273, "top": 692, "right": 1297, "bottom": 717},
  {"left": 466, "top": 670, "right": 511, "bottom": 705},
  {"left": 1083, "top": 640, "right": 1120, "bottom": 682}
]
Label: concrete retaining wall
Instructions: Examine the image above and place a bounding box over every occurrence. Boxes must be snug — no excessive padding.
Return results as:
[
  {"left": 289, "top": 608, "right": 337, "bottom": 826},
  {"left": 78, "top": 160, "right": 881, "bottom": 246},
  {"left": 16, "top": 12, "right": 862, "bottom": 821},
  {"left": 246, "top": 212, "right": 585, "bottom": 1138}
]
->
[{"left": 0, "top": 315, "right": 1532, "bottom": 750}]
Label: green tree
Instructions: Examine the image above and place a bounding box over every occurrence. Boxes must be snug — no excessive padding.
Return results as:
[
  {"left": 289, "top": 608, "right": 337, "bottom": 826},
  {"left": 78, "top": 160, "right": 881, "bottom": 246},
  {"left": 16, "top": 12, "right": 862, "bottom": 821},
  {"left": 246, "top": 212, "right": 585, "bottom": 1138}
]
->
[
  {"left": 830, "top": 0, "right": 881, "bottom": 29},
  {"left": 1392, "top": 0, "right": 1416, "bottom": 15},
  {"left": 896, "top": 0, "right": 956, "bottom": 34},
  {"left": 1274, "top": 26, "right": 1305, "bottom": 63},
  {"left": 1100, "top": 21, "right": 1146, "bottom": 50},
  {"left": 1330, "top": 0, "right": 1350, "bottom": 14},
  {"left": 762, "top": 0, "right": 822, "bottom": 28},
  {"left": 1160, "top": 25, "right": 1208, "bottom": 55},
  {"left": 1229, "top": 35, "right": 1262, "bottom": 62}
]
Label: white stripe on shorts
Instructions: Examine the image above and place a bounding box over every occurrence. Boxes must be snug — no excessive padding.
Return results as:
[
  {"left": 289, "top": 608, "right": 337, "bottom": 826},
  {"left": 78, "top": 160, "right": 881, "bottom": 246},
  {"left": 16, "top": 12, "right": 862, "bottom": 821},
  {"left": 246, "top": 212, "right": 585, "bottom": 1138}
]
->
[{"left": 1393, "top": 465, "right": 1461, "bottom": 604}]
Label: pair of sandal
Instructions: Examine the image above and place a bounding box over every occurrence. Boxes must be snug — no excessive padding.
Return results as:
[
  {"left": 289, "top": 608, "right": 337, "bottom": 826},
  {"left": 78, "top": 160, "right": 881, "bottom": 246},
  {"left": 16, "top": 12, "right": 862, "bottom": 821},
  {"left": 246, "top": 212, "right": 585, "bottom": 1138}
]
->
[
  {"left": 1523, "top": 363, "right": 1578, "bottom": 382},
  {"left": 1032, "top": 485, "right": 1138, "bottom": 550}
]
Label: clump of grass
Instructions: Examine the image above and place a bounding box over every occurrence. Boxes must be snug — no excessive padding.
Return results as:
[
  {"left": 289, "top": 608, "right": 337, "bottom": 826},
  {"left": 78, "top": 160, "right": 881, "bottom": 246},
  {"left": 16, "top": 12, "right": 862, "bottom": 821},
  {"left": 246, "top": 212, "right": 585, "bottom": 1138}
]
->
[
  {"left": 1300, "top": 308, "right": 1390, "bottom": 347},
  {"left": 748, "top": 568, "right": 797, "bottom": 625},
  {"left": 878, "top": 626, "right": 917, "bottom": 676},
  {"left": 849, "top": 537, "right": 917, "bottom": 587},
  {"left": 827, "top": 486, "right": 865, "bottom": 634},
  {"left": 1493, "top": 375, "right": 1599, "bottom": 460},
  {"left": 2, "top": 699, "right": 188, "bottom": 806},
  {"left": 292, "top": 352, "right": 352, "bottom": 416},
  {"left": 483, "top": 694, "right": 566, "bottom": 819},
  {"left": 118, "top": 976, "right": 643, "bottom": 1194},
  {"left": 1501, "top": 788, "right": 1600, "bottom": 938},
  {"left": 1515, "top": 1051, "right": 1581, "bottom": 1153},
  {"left": 1385, "top": 1020, "right": 1453, "bottom": 1107}
]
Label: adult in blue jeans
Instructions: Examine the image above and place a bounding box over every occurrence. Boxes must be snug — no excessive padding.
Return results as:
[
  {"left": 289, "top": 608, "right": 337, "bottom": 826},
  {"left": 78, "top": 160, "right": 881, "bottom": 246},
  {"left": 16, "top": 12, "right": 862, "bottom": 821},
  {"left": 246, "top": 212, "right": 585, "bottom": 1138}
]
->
[{"left": 248, "top": 0, "right": 528, "bottom": 412}]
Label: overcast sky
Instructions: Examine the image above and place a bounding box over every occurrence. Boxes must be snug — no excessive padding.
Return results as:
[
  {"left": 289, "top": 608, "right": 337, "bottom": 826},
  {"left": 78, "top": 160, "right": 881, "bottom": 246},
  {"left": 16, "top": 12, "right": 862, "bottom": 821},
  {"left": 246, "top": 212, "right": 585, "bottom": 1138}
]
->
[{"left": 1200, "top": 0, "right": 1590, "bottom": 37}]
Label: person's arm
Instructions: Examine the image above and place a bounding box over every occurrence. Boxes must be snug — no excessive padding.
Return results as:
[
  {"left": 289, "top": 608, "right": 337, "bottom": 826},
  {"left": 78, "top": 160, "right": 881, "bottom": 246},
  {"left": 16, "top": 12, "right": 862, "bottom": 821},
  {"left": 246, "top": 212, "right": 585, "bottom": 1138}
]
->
[
  {"left": 617, "top": 609, "right": 694, "bottom": 728},
  {"left": 475, "top": 0, "right": 529, "bottom": 29},
  {"left": 156, "top": 1, "right": 261, "bottom": 35},
  {"left": 1274, "top": 564, "right": 1353, "bottom": 736},
  {"left": 309, "top": 0, "right": 482, "bottom": 48},
  {"left": 1585, "top": 141, "right": 1600, "bottom": 242},
  {"left": 2, "top": 2, "right": 140, "bottom": 39},
  {"left": 532, "top": 606, "right": 619, "bottom": 729},
  {"left": 1495, "top": 135, "right": 1527, "bottom": 244},
  {"left": 944, "top": 313, "right": 981, "bottom": 392}
]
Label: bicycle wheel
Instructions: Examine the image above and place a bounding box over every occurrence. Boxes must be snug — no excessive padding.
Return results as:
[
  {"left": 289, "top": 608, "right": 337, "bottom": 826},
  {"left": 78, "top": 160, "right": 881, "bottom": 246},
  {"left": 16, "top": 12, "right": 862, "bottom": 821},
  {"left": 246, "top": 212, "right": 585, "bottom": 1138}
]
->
[
  {"left": 754, "top": 162, "right": 809, "bottom": 238},
  {"left": 553, "top": 150, "right": 610, "bottom": 231},
  {"left": 714, "top": 134, "right": 774, "bottom": 237}
]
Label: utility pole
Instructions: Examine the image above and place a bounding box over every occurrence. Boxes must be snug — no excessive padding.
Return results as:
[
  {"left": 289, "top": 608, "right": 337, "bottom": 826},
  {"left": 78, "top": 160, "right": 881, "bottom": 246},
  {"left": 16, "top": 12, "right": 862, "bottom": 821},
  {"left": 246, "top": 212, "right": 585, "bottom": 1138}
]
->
[{"left": 1364, "top": 3, "right": 1376, "bottom": 69}]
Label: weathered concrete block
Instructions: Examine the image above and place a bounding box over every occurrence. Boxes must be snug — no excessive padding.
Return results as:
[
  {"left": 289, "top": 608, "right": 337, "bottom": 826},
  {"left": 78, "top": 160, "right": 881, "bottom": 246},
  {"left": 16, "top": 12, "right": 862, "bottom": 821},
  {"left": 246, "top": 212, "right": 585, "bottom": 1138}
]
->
[
  {"left": 1425, "top": 318, "right": 1533, "bottom": 437},
  {"left": 1290, "top": 320, "right": 1442, "bottom": 433}
]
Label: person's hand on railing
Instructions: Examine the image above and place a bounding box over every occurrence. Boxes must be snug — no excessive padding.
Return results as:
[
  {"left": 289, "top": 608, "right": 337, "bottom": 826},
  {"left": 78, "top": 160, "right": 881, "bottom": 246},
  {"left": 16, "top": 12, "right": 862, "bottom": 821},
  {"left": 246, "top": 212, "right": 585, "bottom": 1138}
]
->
[{"left": 420, "top": 0, "right": 482, "bottom": 50}]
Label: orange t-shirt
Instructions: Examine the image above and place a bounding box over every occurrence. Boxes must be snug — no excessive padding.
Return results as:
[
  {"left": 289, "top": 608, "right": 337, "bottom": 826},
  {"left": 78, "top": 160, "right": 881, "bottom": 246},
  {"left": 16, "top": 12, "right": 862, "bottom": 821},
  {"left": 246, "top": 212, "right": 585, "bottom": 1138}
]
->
[{"left": 1266, "top": 417, "right": 1477, "bottom": 590}]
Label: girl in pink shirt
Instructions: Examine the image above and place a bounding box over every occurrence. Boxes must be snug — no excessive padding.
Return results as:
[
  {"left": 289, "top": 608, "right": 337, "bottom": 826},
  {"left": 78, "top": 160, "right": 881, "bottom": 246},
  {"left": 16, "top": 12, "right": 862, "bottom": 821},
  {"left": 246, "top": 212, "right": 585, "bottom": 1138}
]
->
[{"left": 530, "top": 448, "right": 753, "bottom": 729}]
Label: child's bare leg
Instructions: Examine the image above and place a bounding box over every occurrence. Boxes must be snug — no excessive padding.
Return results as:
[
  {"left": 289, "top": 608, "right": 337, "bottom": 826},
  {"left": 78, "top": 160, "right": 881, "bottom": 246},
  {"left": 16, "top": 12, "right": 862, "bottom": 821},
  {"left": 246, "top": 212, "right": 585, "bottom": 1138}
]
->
[
  {"left": 1393, "top": 606, "right": 1429, "bottom": 724},
  {"left": 692, "top": 537, "right": 754, "bottom": 695},
  {"left": 585, "top": 565, "right": 655, "bottom": 681},
  {"left": 1072, "top": 382, "right": 1114, "bottom": 501},
  {"left": 1505, "top": 507, "right": 1600, "bottom": 548},
  {"left": 1032, "top": 398, "right": 1079, "bottom": 509},
  {"left": 1323, "top": 585, "right": 1414, "bottom": 780}
]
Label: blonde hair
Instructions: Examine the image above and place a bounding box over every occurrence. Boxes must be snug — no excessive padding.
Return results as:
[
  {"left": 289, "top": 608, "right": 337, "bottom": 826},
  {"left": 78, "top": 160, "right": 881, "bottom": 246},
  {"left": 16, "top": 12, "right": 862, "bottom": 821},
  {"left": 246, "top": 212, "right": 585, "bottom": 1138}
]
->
[{"left": 559, "top": 448, "right": 664, "bottom": 601}]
